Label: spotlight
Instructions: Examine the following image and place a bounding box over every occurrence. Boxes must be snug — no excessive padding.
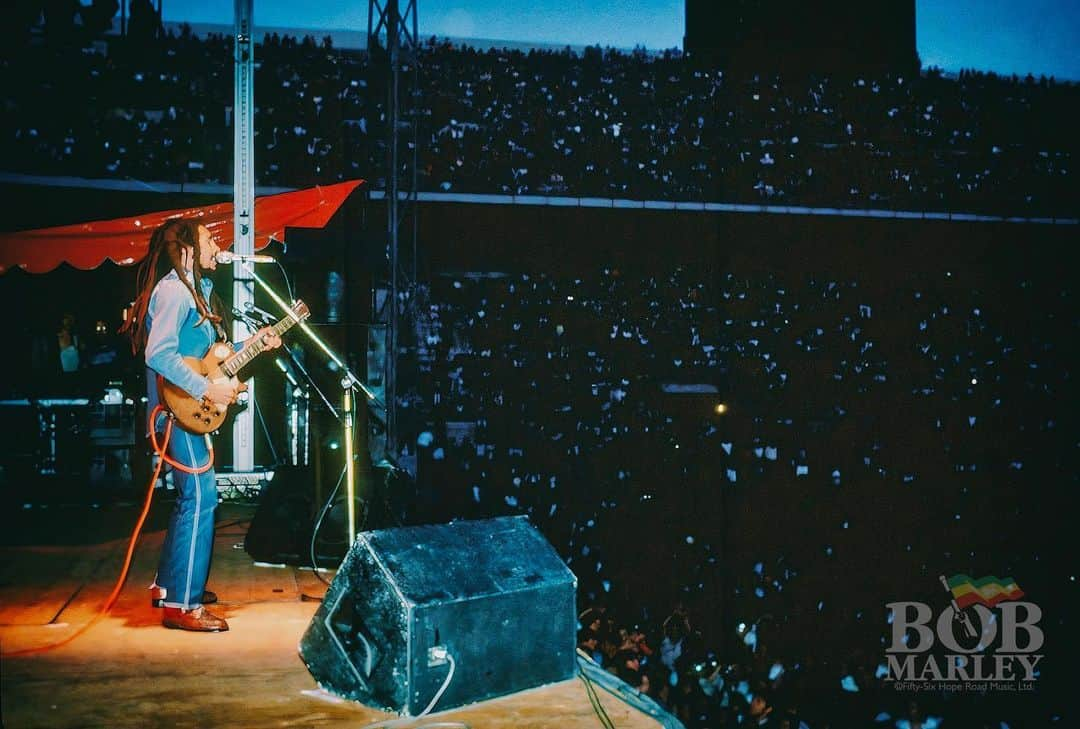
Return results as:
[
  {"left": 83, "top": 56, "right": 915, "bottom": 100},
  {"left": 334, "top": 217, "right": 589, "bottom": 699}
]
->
[{"left": 714, "top": 402, "right": 728, "bottom": 415}]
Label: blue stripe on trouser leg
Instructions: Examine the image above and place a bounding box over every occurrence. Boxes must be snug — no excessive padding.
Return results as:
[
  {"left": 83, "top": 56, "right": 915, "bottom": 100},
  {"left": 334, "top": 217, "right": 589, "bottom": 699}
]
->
[{"left": 156, "top": 424, "right": 217, "bottom": 610}]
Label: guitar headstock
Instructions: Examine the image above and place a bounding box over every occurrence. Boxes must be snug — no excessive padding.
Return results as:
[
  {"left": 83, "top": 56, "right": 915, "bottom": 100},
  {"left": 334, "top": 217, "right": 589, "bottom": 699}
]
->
[{"left": 291, "top": 300, "right": 311, "bottom": 321}]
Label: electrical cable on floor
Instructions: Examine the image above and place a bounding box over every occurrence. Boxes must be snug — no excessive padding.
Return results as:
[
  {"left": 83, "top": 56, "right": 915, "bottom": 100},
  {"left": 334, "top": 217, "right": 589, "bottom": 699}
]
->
[
  {"left": 580, "top": 672, "right": 615, "bottom": 729},
  {"left": 582, "top": 676, "right": 615, "bottom": 729},
  {"left": 416, "top": 653, "right": 456, "bottom": 718},
  {"left": 2, "top": 406, "right": 187, "bottom": 657},
  {"left": 308, "top": 464, "right": 347, "bottom": 588},
  {"left": 577, "top": 654, "right": 616, "bottom": 729},
  {"left": 354, "top": 653, "right": 462, "bottom": 729}
]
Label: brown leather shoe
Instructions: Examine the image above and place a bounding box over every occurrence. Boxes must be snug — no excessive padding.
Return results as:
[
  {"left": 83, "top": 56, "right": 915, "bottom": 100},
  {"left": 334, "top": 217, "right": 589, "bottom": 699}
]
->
[
  {"left": 150, "top": 586, "right": 218, "bottom": 608},
  {"left": 162, "top": 606, "right": 229, "bottom": 632}
]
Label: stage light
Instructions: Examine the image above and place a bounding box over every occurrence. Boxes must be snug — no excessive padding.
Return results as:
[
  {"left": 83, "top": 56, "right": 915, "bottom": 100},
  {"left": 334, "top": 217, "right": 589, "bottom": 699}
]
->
[{"left": 714, "top": 402, "right": 728, "bottom": 415}]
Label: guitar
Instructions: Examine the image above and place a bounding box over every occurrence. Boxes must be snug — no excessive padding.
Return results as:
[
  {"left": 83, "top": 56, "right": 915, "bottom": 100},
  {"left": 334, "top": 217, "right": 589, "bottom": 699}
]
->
[{"left": 159, "top": 300, "right": 310, "bottom": 434}]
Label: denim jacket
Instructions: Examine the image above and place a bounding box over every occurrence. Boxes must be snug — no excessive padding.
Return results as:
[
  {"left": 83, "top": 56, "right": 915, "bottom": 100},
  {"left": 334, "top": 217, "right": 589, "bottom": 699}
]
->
[{"left": 144, "top": 270, "right": 218, "bottom": 411}]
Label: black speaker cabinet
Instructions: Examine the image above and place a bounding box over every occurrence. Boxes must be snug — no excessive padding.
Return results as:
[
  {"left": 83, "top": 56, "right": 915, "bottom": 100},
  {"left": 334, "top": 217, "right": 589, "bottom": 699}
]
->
[
  {"left": 243, "top": 467, "right": 314, "bottom": 564},
  {"left": 299, "top": 516, "right": 577, "bottom": 716}
]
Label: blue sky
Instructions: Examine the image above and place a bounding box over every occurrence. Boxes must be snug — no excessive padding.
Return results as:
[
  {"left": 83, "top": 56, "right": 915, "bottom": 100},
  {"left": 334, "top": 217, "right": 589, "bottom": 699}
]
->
[{"left": 162, "top": 0, "right": 1080, "bottom": 80}]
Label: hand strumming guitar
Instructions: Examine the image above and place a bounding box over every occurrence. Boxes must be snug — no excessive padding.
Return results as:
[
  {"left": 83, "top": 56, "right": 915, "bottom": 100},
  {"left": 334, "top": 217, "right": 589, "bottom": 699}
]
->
[{"left": 205, "top": 379, "right": 241, "bottom": 406}]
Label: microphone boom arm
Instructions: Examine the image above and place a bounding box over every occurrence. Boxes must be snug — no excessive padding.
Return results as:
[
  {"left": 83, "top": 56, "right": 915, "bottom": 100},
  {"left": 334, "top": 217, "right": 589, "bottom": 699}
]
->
[
  {"left": 238, "top": 261, "right": 382, "bottom": 408},
  {"left": 237, "top": 260, "right": 383, "bottom": 544}
]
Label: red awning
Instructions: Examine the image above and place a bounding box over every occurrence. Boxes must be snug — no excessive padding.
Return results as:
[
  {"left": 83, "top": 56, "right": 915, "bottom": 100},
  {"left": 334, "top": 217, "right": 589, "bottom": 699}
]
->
[{"left": 0, "top": 180, "right": 363, "bottom": 274}]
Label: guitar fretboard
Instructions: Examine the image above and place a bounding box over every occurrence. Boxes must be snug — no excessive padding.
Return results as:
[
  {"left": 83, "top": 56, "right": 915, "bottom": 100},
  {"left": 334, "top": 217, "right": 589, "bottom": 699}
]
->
[{"left": 221, "top": 308, "right": 305, "bottom": 377}]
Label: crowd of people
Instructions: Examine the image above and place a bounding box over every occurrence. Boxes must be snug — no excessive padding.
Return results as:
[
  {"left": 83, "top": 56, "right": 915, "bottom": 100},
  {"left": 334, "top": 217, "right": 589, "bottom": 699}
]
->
[
  {"left": 2, "top": 27, "right": 1077, "bottom": 216},
  {"left": 5, "top": 9, "right": 1073, "bottom": 724},
  {"left": 573, "top": 602, "right": 1004, "bottom": 728},
  {"left": 404, "top": 259, "right": 1069, "bottom": 725}
]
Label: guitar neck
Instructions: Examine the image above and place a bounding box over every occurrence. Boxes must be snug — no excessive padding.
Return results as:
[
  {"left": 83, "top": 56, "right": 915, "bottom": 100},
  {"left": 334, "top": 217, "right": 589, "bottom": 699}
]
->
[{"left": 220, "top": 313, "right": 301, "bottom": 378}]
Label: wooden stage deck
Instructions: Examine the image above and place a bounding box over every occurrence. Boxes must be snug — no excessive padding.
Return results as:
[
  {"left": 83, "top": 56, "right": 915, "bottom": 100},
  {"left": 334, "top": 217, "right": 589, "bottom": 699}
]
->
[{"left": 0, "top": 498, "right": 666, "bottom": 729}]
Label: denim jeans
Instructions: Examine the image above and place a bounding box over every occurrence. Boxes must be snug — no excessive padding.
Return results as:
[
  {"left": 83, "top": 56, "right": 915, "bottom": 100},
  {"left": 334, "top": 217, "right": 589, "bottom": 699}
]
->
[{"left": 156, "top": 414, "right": 217, "bottom": 609}]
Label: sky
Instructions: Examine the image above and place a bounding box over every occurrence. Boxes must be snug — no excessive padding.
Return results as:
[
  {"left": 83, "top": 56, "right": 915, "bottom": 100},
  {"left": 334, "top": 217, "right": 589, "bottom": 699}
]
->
[{"left": 160, "top": 0, "right": 1080, "bottom": 81}]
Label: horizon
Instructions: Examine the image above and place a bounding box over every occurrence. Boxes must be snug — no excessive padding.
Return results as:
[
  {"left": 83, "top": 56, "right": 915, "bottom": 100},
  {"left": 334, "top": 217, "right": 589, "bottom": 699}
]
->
[
  {"left": 156, "top": 19, "right": 1079, "bottom": 83},
  {"left": 156, "top": 1, "right": 1080, "bottom": 82}
]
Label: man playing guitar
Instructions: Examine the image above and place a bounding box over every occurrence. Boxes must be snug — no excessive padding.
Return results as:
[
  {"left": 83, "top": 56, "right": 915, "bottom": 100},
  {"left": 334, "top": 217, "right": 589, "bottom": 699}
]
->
[{"left": 121, "top": 218, "right": 281, "bottom": 631}]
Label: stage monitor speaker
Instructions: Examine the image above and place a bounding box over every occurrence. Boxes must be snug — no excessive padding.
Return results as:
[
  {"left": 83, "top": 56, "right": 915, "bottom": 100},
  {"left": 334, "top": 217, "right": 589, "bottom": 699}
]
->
[
  {"left": 299, "top": 516, "right": 577, "bottom": 716},
  {"left": 244, "top": 466, "right": 314, "bottom": 564}
]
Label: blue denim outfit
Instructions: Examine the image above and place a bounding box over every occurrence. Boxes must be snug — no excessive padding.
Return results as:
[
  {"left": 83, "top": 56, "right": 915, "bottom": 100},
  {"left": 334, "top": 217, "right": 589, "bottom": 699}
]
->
[{"left": 145, "top": 271, "right": 220, "bottom": 610}]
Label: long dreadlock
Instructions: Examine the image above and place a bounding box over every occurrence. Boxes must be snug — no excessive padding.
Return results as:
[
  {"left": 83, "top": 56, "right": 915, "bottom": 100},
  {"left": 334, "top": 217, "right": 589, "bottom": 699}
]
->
[{"left": 120, "top": 218, "right": 230, "bottom": 354}]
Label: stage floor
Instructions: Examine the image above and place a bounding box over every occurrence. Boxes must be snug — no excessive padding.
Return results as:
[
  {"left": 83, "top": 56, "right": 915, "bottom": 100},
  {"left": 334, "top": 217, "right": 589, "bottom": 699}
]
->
[{"left": 0, "top": 497, "right": 663, "bottom": 729}]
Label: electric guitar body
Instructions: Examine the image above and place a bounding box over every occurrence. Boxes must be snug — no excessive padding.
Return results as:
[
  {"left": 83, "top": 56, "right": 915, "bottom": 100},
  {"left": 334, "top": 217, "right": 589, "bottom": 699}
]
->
[
  {"left": 158, "top": 301, "right": 310, "bottom": 434},
  {"left": 159, "top": 343, "right": 238, "bottom": 434}
]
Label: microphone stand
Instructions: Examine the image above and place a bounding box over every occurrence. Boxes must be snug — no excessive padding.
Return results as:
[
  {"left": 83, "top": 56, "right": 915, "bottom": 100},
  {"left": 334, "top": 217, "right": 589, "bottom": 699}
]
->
[
  {"left": 238, "top": 261, "right": 385, "bottom": 545},
  {"left": 282, "top": 340, "right": 340, "bottom": 421},
  {"left": 235, "top": 308, "right": 340, "bottom": 463}
]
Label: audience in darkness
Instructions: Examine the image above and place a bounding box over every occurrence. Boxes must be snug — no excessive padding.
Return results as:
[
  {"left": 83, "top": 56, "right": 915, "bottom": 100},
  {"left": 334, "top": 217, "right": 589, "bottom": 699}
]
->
[
  {"left": 2, "top": 13, "right": 1072, "bottom": 725},
  {"left": 2, "top": 29, "right": 1076, "bottom": 216}
]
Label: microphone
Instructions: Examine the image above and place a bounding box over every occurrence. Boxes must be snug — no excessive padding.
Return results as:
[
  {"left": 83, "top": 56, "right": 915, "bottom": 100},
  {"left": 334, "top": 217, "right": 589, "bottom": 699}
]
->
[
  {"left": 243, "top": 301, "right": 279, "bottom": 324},
  {"left": 216, "top": 251, "right": 275, "bottom": 264}
]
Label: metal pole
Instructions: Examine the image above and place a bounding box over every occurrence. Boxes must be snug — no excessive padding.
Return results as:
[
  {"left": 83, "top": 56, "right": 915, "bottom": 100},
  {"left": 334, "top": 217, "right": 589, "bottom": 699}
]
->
[
  {"left": 231, "top": 0, "right": 256, "bottom": 472},
  {"left": 368, "top": 0, "right": 419, "bottom": 476},
  {"left": 411, "top": 12, "right": 419, "bottom": 287},
  {"left": 386, "top": 0, "right": 400, "bottom": 461}
]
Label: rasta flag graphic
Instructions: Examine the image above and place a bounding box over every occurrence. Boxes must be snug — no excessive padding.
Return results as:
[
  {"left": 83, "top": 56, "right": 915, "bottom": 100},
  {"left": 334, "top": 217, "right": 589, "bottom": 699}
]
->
[{"left": 945, "top": 574, "right": 1024, "bottom": 609}]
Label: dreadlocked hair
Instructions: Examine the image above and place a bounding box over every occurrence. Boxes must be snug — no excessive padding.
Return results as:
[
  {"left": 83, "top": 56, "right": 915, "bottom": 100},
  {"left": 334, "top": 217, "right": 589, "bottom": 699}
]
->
[{"left": 120, "top": 218, "right": 228, "bottom": 354}]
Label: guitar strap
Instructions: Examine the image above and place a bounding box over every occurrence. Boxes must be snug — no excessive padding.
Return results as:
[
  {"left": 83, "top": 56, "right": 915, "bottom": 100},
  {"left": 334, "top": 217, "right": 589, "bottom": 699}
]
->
[{"left": 200, "top": 286, "right": 231, "bottom": 346}]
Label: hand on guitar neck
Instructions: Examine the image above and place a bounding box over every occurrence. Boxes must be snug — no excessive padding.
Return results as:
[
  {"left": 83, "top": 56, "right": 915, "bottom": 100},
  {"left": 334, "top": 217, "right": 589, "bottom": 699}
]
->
[
  {"left": 246, "top": 326, "right": 283, "bottom": 352},
  {"left": 204, "top": 328, "right": 279, "bottom": 405}
]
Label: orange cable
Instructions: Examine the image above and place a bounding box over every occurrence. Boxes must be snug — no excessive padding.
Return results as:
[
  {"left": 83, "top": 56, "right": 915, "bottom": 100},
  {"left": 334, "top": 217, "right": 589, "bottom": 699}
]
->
[
  {"left": 3, "top": 405, "right": 209, "bottom": 656},
  {"left": 149, "top": 405, "right": 214, "bottom": 474}
]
